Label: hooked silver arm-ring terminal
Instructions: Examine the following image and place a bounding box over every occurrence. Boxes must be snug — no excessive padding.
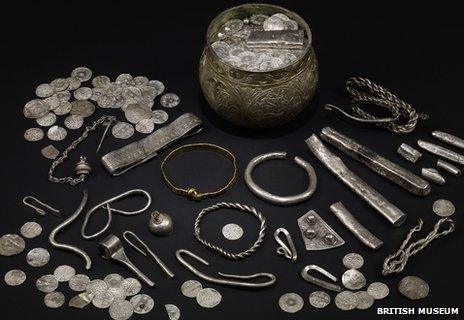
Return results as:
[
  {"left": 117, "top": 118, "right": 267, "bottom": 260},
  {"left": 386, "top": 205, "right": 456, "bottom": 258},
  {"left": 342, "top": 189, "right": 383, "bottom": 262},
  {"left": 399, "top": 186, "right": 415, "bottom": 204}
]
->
[
  {"left": 274, "top": 228, "right": 297, "bottom": 262},
  {"left": 23, "top": 196, "right": 61, "bottom": 217},
  {"left": 301, "top": 264, "right": 341, "bottom": 292}
]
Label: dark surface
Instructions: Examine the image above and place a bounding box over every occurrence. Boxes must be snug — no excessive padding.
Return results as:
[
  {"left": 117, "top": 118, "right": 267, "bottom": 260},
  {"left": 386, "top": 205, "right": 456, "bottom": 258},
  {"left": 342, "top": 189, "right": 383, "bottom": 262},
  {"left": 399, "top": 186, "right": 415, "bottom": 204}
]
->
[{"left": 1, "top": 1, "right": 463, "bottom": 319}]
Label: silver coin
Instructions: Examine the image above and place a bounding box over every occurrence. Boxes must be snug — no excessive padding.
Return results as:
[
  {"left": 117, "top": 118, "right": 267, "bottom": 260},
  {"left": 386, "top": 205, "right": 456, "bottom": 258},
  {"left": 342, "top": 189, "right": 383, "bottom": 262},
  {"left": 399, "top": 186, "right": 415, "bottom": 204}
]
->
[
  {"left": 36, "top": 83, "right": 54, "bottom": 98},
  {"left": 74, "top": 87, "right": 93, "bottom": 100},
  {"left": 278, "top": 292, "right": 304, "bottom": 313},
  {"left": 432, "top": 199, "right": 455, "bottom": 217},
  {"left": 4, "top": 269, "right": 27, "bottom": 286},
  {"left": 165, "top": 304, "right": 180, "bottom": 320},
  {"left": 86, "top": 279, "right": 108, "bottom": 295},
  {"left": 91, "top": 87, "right": 106, "bottom": 101},
  {"left": 160, "top": 93, "right": 180, "bottom": 108},
  {"left": 367, "top": 282, "right": 390, "bottom": 300},
  {"left": 69, "top": 274, "right": 91, "bottom": 292},
  {"left": 355, "top": 291, "right": 374, "bottom": 309},
  {"left": 250, "top": 14, "right": 269, "bottom": 25},
  {"left": 135, "top": 118, "right": 155, "bottom": 134},
  {"left": 109, "top": 299, "right": 134, "bottom": 320},
  {"left": 342, "top": 269, "right": 366, "bottom": 290},
  {"left": 51, "top": 78, "right": 70, "bottom": 92},
  {"left": 47, "top": 125, "right": 67, "bottom": 141},
  {"left": 0, "top": 234, "right": 26, "bottom": 256},
  {"left": 71, "top": 67, "right": 92, "bottom": 82},
  {"left": 151, "top": 109, "right": 168, "bottom": 124},
  {"left": 69, "top": 292, "right": 94, "bottom": 309},
  {"left": 54, "top": 265, "right": 76, "bottom": 282},
  {"left": 211, "top": 41, "right": 231, "bottom": 60},
  {"left": 53, "top": 90, "right": 71, "bottom": 102},
  {"left": 36, "top": 112, "right": 57, "bottom": 127},
  {"left": 122, "top": 277, "right": 142, "bottom": 296},
  {"left": 263, "top": 15, "right": 287, "bottom": 31},
  {"left": 44, "top": 291, "right": 65, "bottom": 308},
  {"left": 108, "top": 286, "right": 127, "bottom": 300},
  {"left": 139, "top": 85, "right": 158, "bottom": 100},
  {"left": 114, "top": 94, "right": 128, "bottom": 109},
  {"left": 342, "top": 253, "right": 364, "bottom": 269},
  {"left": 36, "top": 274, "right": 59, "bottom": 293},
  {"left": 24, "top": 128, "right": 44, "bottom": 142},
  {"left": 64, "top": 114, "right": 84, "bottom": 130},
  {"left": 181, "top": 280, "right": 203, "bottom": 298},
  {"left": 222, "top": 19, "right": 244, "bottom": 36},
  {"left": 222, "top": 223, "right": 244, "bottom": 240},
  {"left": 70, "top": 100, "right": 95, "bottom": 117},
  {"left": 130, "top": 294, "right": 154, "bottom": 314},
  {"left": 335, "top": 291, "right": 358, "bottom": 311},
  {"left": 53, "top": 101, "right": 72, "bottom": 115},
  {"left": 112, "top": 122, "right": 134, "bottom": 139},
  {"left": 123, "top": 86, "right": 142, "bottom": 102},
  {"left": 44, "top": 96, "right": 61, "bottom": 110},
  {"left": 92, "top": 75, "right": 111, "bottom": 88},
  {"left": 67, "top": 77, "right": 82, "bottom": 90},
  {"left": 196, "top": 288, "right": 222, "bottom": 308},
  {"left": 398, "top": 276, "right": 429, "bottom": 300},
  {"left": 134, "top": 76, "right": 149, "bottom": 86},
  {"left": 24, "top": 99, "right": 50, "bottom": 119},
  {"left": 41, "top": 144, "right": 60, "bottom": 160},
  {"left": 20, "top": 221, "right": 42, "bottom": 238},
  {"left": 26, "top": 247, "right": 50, "bottom": 267},
  {"left": 104, "top": 273, "right": 124, "bottom": 288},
  {"left": 116, "top": 73, "right": 134, "bottom": 86},
  {"left": 308, "top": 291, "right": 331, "bottom": 308},
  {"left": 124, "top": 103, "right": 152, "bottom": 124},
  {"left": 97, "top": 93, "right": 116, "bottom": 108},
  {"left": 147, "top": 80, "right": 165, "bottom": 95},
  {"left": 92, "top": 291, "right": 114, "bottom": 309}
]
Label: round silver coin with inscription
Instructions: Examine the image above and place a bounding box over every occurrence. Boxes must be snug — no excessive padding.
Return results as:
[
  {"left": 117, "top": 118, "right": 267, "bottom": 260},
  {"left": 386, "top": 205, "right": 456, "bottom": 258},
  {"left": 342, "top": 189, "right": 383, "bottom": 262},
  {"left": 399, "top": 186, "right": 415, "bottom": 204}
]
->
[
  {"left": 309, "top": 291, "right": 331, "bottom": 308},
  {"left": 222, "top": 223, "right": 244, "bottom": 240},
  {"left": 24, "top": 128, "right": 44, "bottom": 142},
  {"left": 47, "top": 125, "right": 67, "bottom": 141},
  {"left": 92, "top": 291, "right": 114, "bottom": 309},
  {"left": 105, "top": 273, "right": 124, "bottom": 288},
  {"left": 355, "top": 291, "right": 374, "bottom": 309},
  {"left": 53, "top": 101, "right": 72, "bottom": 115},
  {"left": 151, "top": 109, "right": 168, "bottom": 124},
  {"left": 92, "top": 75, "right": 111, "bottom": 88},
  {"left": 86, "top": 279, "right": 108, "bottom": 296},
  {"left": 342, "top": 253, "right": 364, "bottom": 269},
  {"left": 36, "top": 83, "right": 54, "bottom": 98},
  {"left": 0, "top": 234, "right": 25, "bottom": 256},
  {"left": 36, "top": 112, "right": 57, "bottom": 127},
  {"left": 398, "top": 276, "right": 429, "bottom": 300},
  {"left": 432, "top": 199, "right": 455, "bottom": 217},
  {"left": 69, "top": 274, "right": 90, "bottom": 292},
  {"left": 70, "top": 100, "right": 95, "bottom": 117},
  {"left": 279, "top": 292, "right": 304, "bottom": 313},
  {"left": 20, "top": 221, "right": 42, "bottom": 238},
  {"left": 109, "top": 299, "right": 134, "bottom": 320},
  {"left": 74, "top": 87, "right": 93, "bottom": 100},
  {"left": 181, "top": 280, "right": 203, "bottom": 298},
  {"left": 165, "top": 304, "right": 180, "bottom": 320},
  {"left": 122, "top": 277, "right": 142, "bottom": 296},
  {"left": 53, "top": 90, "right": 71, "bottom": 102},
  {"left": 130, "top": 294, "right": 154, "bottom": 314},
  {"left": 64, "top": 114, "right": 84, "bottom": 130},
  {"left": 196, "top": 288, "right": 222, "bottom": 308},
  {"left": 36, "top": 274, "right": 59, "bottom": 293},
  {"left": 160, "top": 93, "right": 180, "bottom": 108},
  {"left": 112, "top": 122, "right": 134, "bottom": 139},
  {"left": 135, "top": 118, "right": 155, "bottom": 134},
  {"left": 4, "top": 269, "right": 27, "bottom": 286},
  {"left": 68, "top": 77, "right": 81, "bottom": 90},
  {"left": 148, "top": 80, "right": 165, "bottom": 95},
  {"left": 367, "top": 282, "right": 390, "bottom": 300},
  {"left": 335, "top": 291, "right": 358, "bottom": 311},
  {"left": 44, "top": 96, "right": 61, "bottom": 110},
  {"left": 71, "top": 67, "right": 92, "bottom": 82},
  {"left": 24, "top": 99, "right": 50, "bottom": 119},
  {"left": 27, "top": 247, "right": 50, "bottom": 267},
  {"left": 54, "top": 265, "right": 76, "bottom": 282},
  {"left": 342, "top": 269, "right": 366, "bottom": 290},
  {"left": 51, "top": 78, "right": 69, "bottom": 92},
  {"left": 44, "top": 291, "right": 65, "bottom": 308}
]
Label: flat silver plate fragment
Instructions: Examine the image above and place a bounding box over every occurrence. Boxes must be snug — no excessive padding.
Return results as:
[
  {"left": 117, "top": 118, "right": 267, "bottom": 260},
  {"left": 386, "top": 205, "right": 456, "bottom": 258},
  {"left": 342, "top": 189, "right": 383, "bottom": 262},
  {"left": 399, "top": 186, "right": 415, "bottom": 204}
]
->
[
  {"left": 4, "top": 269, "right": 27, "bottom": 286},
  {"left": 342, "top": 253, "right": 364, "bottom": 269},
  {"left": 181, "top": 279, "right": 203, "bottom": 298},
  {"left": 308, "top": 291, "right": 330, "bottom": 308},
  {"left": 355, "top": 291, "right": 374, "bottom": 309},
  {"left": 69, "top": 292, "right": 94, "bottom": 308},
  {"left": 0, "top": 234, "right": 26, "bottom": 256},
  {"left": 247, "top": 30, "right": 304, "bottom": 50},
  {"left": 335, "top": 291, "right": 358, "bottom": 311},
  {"left": 69, "top": 274, "right": 91, "bottom": 292},
  {"left": 278, "top": 292, "right": 303, "bottom": 313},
  {"left": 432, "top": 199, "right": 455, "bottom": 217},
  {"left": 367, "top": 282, "right": 390, "bottom": 300},
  {"left": 397, "top": 143, "right": 422, "bottom": 163},
  {"left": 54, "top": 265, "right": 76, "bottom": 282},
  {"left": 109, "top": 299, "right": 134, "bottom": 320},
  {"left": 122, "top": 277, "right": 142, "bottom": 296},
  {"left": 24, "top": 128, "right": 44, "bottom": 141},
  {"left": 398, "top": 276, "right": 429, "bottom": 300},
  {"left": 27, "top": 247, "right": 50, "bottom": 267},
  {"left": 196, "top": 288, "right": 222, "bottom": 308},
  {"left": 41, "top": 144, "right": 60, "bottom": 160},
  {"left": 36, "top": 274, "right": 59, "bottom": 293},
  {"left": 297, "top": 210, "right": 345, "bottom": 250},
  {"left": 165, "top": 304, "right": 180, "bottom": 320},
  {"left": 44, "top": 291, "right": 65, "bottom": 308},
  {"left": 342, "top": 269, "right": 366, "bottom": 290},
  {"left": 160, "top": 93, "right": 180, "bottom": 108},
  {"left": 20, "top": 221, "right": 42, "bottom": 238},
  {"left": 421, "top": 168, "right": 446, "bottom": 185},
  {"left": 222, "top": 223, "right": 244, "bottom": 240},
  {"left": 130, "top": 294, "right": 154, "bottom": 314}
]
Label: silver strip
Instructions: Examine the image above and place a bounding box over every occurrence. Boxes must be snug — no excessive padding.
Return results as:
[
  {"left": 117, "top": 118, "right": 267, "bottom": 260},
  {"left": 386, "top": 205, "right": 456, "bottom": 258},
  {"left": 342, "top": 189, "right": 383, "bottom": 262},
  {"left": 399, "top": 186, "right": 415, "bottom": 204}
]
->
[{"left": 417, "top": 140, "right": 464, "bottom": 165}]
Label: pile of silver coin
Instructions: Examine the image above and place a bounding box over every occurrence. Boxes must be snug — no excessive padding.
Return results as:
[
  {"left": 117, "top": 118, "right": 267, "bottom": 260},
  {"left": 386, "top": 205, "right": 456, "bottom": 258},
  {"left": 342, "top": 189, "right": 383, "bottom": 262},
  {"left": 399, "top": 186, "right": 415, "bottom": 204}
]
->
[
  {"left": 211, "top": 13, "right": 306, "bottom": 72},
  {"left": 181, "top": 279, "right": 222, "bottom": 309}
]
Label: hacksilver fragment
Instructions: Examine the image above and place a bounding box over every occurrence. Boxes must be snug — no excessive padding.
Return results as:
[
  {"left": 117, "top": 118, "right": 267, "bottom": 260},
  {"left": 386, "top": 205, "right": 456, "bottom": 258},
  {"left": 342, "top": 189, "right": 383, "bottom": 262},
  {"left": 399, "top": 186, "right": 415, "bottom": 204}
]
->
[
  {"left": 41, "top": 145, "right": 60, "bottom": 160},
  {"left": 397, "top": 143, "right": 422, "bottom": 163},
  {"left": 436, "top": 159, "right": 461, "bottom": 176},
  {"left": 417, "top": 140, "right": 464, "bottom": 165},
  {"left": 246, "top": 30, "right": 304, "bottom": 50},
  {"left": 421, "top": 168, "right": 446, "bottom": 185},
  {"left": 298, "top": 210, "right": 344, "bottom": 250},
  {"left": 69, "top": 292, "right": 94, "bottom": 308}
]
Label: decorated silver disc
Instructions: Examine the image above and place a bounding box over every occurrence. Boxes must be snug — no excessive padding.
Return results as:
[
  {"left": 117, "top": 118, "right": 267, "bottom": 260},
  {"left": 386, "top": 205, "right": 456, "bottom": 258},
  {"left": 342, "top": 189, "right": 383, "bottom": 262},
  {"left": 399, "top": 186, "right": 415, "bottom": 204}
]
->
[
  {"left": 342, "top": 253, "right": 364, "bottom": 269},
  {"left": 92, "top": 291, "right": 114, "bottom": 309},
  {"left": 20, "top": 221, "right": 42, "bottom": 238},
  {"left": 44, "top": 96, "right": 61, "bottom": 110},
  {"left": 135, "top": 118, "right": 155, "bottom": 134},
  {"left": 36, "top": 83, "right": 54, "bottom": 98},
  {"left": 398, "top": 276, "right": 429, "bottom": 300},
  {"left": 108, "top": 285, "right": 127, "bottom": 300},
  {"left": 133, "top": 75, "right": 149, "bottom": 86},
  {"left": 342, "top": 269, "right": 366, "bottom": 290},
  {"left": 335, "top": 291, "right": 358, "bottom": 311},
  {"left": 181, "top": 280, "right": 203, "bottom": 298},
  {"left": 41, "top": 145, "right": 60, "bottom": 160},
  {"left": 74, "top": 86, "right": 93, "bottom": 100},
  {"left": 64, "top": 114, "right": 84, "bottom": 130},
  {"left": 53, "top": 90, "right": 71, "bottom": 102},
  {"left": 24, "top": 99, "right": 50, "bottom": 119},
  {"left": 112, "top": 122, "right": 134, "bottom": 139},
  {"left": 151, "top": 109, "right": 168, "bottom": 124},
  {"left": 69, "top": 292, "right": 94, "bottom": 309},
  {"left": 53, "top": 101, "right": 72, "bottom": 115},
  {"left": 196, "top": 288, "right": 222, "bottom": 308},
  {"left": 165, "top": 304, "right": 180, "bottom": 320},
  {"left": 71, "top": 67, "right": 92, "bottom": 82},
  {"left": 67, "top": 77, "right": 82, "bottom": 90},
  {"left": 124, "top": 103, "right": 152, "bottom": 124},
  {"left": 47, "top": 125, "right": 67, "bottom": 141},
  {"left": 69, "top": 274, "right": 91, "bottom": 292},
  {"left": 27, "top": 247, "right": 50, "bottom": 267},
  {"left": 432, "top": 199, "right": 455, "bottom": 217},
  {"left": 147, "top": 80, "right": 165, "bottom": 95},
  {"left": 104, "top": 273, "right": 124, "bottom": 288},
  {"left": 54, "top": 265, "right": 76, "bottom": 282},
  {"left": 160, "top": 93, "right": 180, "bottom": 108},
  {"left": 4, "top": 269, "right": 27, "bottom": 286},
  {"left": 70, "top": 100, "right": 95, "bottom": 117},
  {"left": 24, "top": 128, "right": 44, "bottom": 142},
  {"left": 51, "top": 78, "right": 70, "bottom": 92},
  {"left": 222, "top": 223, "right": 244, "bottom": 240},
  {"left": 367, "top": 282, "right": 390, "bottom": 300},
  {"left": 92, "top": 75, "right": 111, "bottom": 88},
  {"left": 91, "top": 87, "right": 106, "bottom": 101},
  {"left": 86, "top": 279, "right": 108, "bottom": 296},
  {"left": 122, "top": 277, "right": 142, "bottom": 296},
  {"left": 44, "top": 291, "right": 65, "bottom": 308},
  {"left": 109, "top": 299, "right": 134, "bottom": 320},
  {"left": 116, "top": 73, "right": 134, "bottom": 86},
  {"left": 278, "top": 292, "right": 304, "bottom": 313},
  {"left": 36, "top": 274, "right": 59, "bottom": 293},
  {"left": 36, "top": 112, "right": 57, "bottom": 127},
  {"left": 355, "top": 291, "right": 374, "bottom": 309},
  {"left": 308, "top": 291, "right": 331, "bottom": 308},
  {"left": 97, "top": 94, "right": 116, "bottom": 108},
  {"left": 130, "top": 294, "right": 154, "bottom": 314},
  {"left": 0, "top": 234, "right": 26, "bottom": 256}
]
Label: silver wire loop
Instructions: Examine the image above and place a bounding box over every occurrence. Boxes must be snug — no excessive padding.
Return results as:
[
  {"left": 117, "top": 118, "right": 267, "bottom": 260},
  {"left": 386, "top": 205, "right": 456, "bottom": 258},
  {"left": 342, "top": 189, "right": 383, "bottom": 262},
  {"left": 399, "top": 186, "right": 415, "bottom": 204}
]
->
[
  {"left": 22, "top": 196, "right": 61, "bottom": 217},
  {"left": 301, "top": 264, "right": 341, "bottom": 292},
  {"left": 274, "top": 228, "right": 297, "bottom": 262}
]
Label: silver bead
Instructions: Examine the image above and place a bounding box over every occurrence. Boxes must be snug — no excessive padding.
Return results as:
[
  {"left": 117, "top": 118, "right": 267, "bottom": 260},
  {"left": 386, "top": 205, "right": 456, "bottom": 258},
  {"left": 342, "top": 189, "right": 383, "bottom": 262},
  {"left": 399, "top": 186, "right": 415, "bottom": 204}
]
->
[{"left": 148, "top": 211, "right": 173, "bottom": 236}]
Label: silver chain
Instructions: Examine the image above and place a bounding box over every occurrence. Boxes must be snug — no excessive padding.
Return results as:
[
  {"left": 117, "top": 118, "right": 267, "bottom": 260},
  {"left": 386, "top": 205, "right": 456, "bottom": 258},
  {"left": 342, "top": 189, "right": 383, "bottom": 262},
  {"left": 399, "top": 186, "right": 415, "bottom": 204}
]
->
[{"left": 48, "top": 115, "right": 117, "bottom": 185}]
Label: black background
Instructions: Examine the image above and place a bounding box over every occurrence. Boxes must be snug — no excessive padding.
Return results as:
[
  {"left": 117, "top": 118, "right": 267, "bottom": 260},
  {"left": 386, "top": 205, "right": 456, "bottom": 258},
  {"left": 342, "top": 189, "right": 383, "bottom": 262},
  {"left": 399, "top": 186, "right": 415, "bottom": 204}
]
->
[{"left": 1, "top": 1, "right": 463, "bottom": 319}]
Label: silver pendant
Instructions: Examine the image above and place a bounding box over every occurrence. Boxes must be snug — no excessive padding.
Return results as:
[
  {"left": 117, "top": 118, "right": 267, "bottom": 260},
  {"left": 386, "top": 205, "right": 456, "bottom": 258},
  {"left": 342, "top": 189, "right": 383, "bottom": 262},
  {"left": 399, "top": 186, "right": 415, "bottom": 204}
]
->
[
  {"left": 297, "top": 210, "right": 344, "bottom": 251},
  {"left": 148, "top": 211, "right": 173, "bottom": 236}
]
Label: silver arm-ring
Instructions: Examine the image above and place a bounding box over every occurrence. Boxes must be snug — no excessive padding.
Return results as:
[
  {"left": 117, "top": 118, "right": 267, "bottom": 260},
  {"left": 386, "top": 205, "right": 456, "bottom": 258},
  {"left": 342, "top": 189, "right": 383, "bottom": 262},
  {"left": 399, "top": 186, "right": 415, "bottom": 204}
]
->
[{"left": 244, "top": 152, "right": 317, "bottom": 206}]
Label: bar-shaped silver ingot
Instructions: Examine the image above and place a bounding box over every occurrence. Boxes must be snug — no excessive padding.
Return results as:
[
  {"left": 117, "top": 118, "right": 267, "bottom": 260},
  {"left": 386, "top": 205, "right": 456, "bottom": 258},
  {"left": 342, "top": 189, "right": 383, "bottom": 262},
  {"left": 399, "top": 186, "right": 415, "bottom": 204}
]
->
[
  {"left": 432, "top": 131, "right": 464, "bottom": 150},
  {"left": 436, "top": 159, "right": 462, "bottom": 176},
  {"left": 421, "top": 168, "right": 446, "bottom": 185},
  {"left": 320, "top": 127, "right": 430, "bottom": 196},
  {"left": 417, "top": 140, "right": 464, "bottom": 165},
  {"left": 101, "top": 113, "right": 203, "bottom": 176},
  {"left": 397, "top": 143, "right": 422, "bottom": 163},
  {"left": 329, "top": 202, "right": 384, "bottom": 250},
  {"left": 246, "top": 30, "right": 304, "bottom": 50},
  {"left": 305, "top": 135, "right": 406, "bottom": 227}
]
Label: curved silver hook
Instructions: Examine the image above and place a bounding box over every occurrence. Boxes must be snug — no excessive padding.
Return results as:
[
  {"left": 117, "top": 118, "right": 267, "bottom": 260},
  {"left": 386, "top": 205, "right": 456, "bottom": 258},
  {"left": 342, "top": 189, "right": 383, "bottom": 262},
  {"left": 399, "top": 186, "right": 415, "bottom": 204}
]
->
[
  {"left": 301, "top": 264, "right": 341, "bottom": 292},
  {"left": 175, "top": 249, "right": 276, "bottom": 289},
  {"left": 23, "top": 196, "right": 61, "bottom": 217},
  {"left": 274, "top": 228, "right": 297, "bottom": 262},
  {"left": 324, "top": 104, "right": 395, "bottom": 124}
]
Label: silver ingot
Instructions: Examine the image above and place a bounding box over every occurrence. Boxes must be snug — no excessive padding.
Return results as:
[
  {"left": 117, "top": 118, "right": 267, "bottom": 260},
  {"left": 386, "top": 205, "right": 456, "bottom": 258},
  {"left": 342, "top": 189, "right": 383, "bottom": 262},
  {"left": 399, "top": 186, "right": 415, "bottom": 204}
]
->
[
  {"left": 297, "top": 210, "right": 344, "bottom": 251},
  {"left": 306, "top": 135, "right": 407, "bottom": 227},
  {"left": 274, "top": 228, "right": 297, "bottom": 262},
  {"left": 244, "top": 151, "right": 317, "bottom": 206},
  {"left": 431, "top": 130, "right": 464, "bottom": 150},
  {"left": 436, "top": 159, "right": 461, "bottom": 176},
  {"left": 397, "top": 143, "right": 422, "bottom": 163},
  {"left": 320, "top": 127, "right": 430, "bottom": 196},
  {"left": 98, "top": 234, "right": 155, "bottom": 287},
  {"left": 69, "top": 292, "right": 93, "bottom": 309},
  {"left": 148, "top": 211, "right": 173, "bottom": 236},
  {"left": 301, "top": 264, "right": 341, "bottom": 292},
  {"left": 417, "top": 139, "right": 464, "bottom": 165},
  {"left": 329, "top": 202, "right": 383, "bottom": 250},
  {"left": 421, "top": 168, "right": 446, "bottom": 185},
  {"left": 246, "top": 30, "right": 304, "bottom": 50}
]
